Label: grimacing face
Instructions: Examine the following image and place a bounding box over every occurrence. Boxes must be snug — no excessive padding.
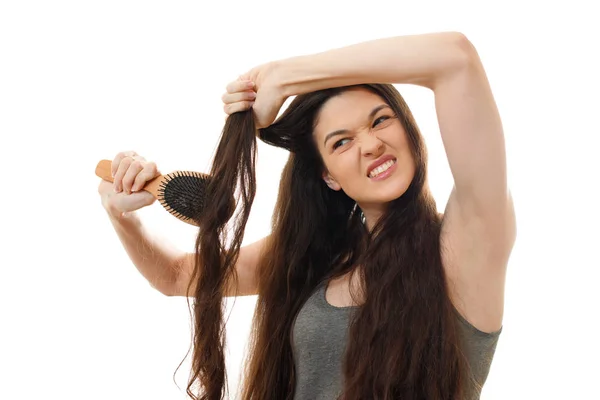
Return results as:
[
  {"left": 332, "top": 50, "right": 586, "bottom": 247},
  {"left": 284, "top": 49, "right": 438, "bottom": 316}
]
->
[{"left": 313, "top": 88, "right": 416, "bottom": 215}]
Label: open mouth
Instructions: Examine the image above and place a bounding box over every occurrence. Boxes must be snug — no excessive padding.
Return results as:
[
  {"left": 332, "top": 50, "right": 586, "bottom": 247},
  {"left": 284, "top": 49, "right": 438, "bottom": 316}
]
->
[{"left": 368, "top": 158, "right": 397, "bottom": 178}]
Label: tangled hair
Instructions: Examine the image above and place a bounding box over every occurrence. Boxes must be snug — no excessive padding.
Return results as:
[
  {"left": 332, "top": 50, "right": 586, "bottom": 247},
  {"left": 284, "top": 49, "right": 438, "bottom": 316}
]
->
[{"left": 180, "top": 84, "right": 474, "bottom": 399}]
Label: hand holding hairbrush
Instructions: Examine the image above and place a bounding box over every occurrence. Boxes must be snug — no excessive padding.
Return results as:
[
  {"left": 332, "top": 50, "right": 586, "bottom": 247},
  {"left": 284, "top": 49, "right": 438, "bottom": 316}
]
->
[{"left": 95, "top": 159, "right": 214, "bottom": 227}]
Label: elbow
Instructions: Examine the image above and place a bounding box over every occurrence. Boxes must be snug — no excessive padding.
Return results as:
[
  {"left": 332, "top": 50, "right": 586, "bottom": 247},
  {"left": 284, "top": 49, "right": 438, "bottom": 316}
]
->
[
  {"left": 451, "top": 32, "right": 480, "bottom": 66},
  {"left": 428, "top": 32, "right": 478, "bottom": 91},
  {"left": 153, "top": 282, "right": 174, "bottom": 297},
  {"left": 150, "top": 278, "right": 179, "bottom": 297}
]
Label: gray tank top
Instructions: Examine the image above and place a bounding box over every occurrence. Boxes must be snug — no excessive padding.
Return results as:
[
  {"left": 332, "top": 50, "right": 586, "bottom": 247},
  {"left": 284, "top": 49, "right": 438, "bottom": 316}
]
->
[{"left": 291, "top": 280, "right": 502, "bottom": 400}]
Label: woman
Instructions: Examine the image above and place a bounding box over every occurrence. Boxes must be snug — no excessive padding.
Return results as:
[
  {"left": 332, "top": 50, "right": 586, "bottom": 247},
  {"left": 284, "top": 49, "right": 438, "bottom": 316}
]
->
[{"left": 99, "top": 31, "right": 516, "bottom": 400}]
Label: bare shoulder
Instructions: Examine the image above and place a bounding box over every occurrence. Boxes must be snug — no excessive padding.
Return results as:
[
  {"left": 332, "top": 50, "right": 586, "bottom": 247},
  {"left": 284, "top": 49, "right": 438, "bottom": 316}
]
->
[
  {"left": 169, "top": 235, "right": 270, "bottom": 297},
  {"left": 440, "top": 187, "right": 516, "bottom": 334}
]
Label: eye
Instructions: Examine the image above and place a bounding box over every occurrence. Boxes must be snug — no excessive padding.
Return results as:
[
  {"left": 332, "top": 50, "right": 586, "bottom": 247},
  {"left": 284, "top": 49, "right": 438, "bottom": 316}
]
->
[
  {"left": 373, "top": 115, "right": 390, "bottom": 127},
  {"left": 333, "top": 138, "right": 351, "bottom": 150}
]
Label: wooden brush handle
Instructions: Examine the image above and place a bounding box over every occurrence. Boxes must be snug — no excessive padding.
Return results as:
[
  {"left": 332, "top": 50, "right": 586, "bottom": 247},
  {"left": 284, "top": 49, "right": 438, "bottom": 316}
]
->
[{"left": 95, "top": 159, "right": 163, "bottom": 198}]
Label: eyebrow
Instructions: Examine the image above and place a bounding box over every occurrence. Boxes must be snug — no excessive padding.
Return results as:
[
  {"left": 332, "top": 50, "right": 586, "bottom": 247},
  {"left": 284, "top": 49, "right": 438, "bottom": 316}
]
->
[{"left": 322, "top": 104, "right": 391, "bottom": 147}]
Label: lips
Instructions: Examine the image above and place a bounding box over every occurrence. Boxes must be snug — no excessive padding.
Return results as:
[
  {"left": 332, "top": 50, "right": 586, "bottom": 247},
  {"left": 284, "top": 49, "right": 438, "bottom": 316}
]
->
[{"left": 367, "top": 155, "right": 397, "bottom": 177}]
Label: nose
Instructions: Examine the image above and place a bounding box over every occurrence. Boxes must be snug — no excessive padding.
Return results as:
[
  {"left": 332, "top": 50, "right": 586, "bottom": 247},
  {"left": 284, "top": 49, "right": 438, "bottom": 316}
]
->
[{"left": 360, "top": 131, "right": 384, "bottom": 157}]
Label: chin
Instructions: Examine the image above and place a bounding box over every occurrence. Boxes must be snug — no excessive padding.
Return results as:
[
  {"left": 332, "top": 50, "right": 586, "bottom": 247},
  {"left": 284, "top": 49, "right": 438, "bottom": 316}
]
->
[
  {"left": 375, "top": 185, "right": 410, "bottom": 203},
  {"left": 353, "top": 178, "right": 412, "bottom": 206},
  {"left": 370, "top": 170, "right": 412, "bottom": 199}
]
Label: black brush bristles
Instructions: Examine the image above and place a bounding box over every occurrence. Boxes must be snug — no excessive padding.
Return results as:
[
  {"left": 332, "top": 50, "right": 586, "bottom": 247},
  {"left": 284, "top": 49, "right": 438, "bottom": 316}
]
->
[{"left": 157, "top": 171, "right": 212, "bottom": 226}]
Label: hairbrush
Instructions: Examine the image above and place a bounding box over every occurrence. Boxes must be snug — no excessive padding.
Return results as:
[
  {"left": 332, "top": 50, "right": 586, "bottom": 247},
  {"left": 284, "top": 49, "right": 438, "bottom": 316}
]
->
[{"left": 95, "top": 159, "right": 215, "bottom": 227}]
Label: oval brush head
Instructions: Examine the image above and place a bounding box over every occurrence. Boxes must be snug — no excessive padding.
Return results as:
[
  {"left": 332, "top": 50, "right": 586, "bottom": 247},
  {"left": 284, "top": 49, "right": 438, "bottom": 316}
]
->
[{"left": 95, "top": 159, "right": 218, "bottom": 227}]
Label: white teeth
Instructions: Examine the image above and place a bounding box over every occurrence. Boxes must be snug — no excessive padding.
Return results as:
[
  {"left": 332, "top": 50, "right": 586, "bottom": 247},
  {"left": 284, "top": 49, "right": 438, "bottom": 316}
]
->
[{"left": 369, "top": 159, "right": 396, "bottom": 178}]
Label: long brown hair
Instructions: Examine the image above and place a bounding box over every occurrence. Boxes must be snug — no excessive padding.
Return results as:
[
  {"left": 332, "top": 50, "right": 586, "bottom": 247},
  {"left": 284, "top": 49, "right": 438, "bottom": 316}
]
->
[{"left": 181, "top": 84, "right": 473, "bottom": 399}]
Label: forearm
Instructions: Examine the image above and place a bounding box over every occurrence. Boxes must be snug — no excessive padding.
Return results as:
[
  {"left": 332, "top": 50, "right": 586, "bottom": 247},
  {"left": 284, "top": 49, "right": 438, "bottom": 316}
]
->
[
  {"left": 277, "top": 31, "right": 472, "bottom": 96},
  {"left": 106, "top": 209, "right": 184, "bottom": 295}
]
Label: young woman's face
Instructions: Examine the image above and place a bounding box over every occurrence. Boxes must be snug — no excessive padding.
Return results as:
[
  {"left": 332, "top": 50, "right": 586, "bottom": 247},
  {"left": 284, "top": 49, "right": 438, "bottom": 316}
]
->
[{"left": 313, "top": 88, "right": 416, "bottom": 211}]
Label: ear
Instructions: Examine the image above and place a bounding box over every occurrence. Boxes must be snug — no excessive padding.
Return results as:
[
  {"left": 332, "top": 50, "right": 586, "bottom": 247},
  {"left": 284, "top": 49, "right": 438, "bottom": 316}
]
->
[{"left": 322, "top": 173, "right": 341, "bottom": 191}]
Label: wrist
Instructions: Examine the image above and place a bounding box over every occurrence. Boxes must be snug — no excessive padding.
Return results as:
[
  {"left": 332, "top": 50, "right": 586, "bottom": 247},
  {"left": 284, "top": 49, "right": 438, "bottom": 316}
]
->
[
  {"left": 275, "top": 54, "right": 331, "bottom": 99},
  {"left": 105, "top": 205, "right": 139, "bottom": 226},
  {"left": 266, "top": 59, "right": 292, "bottom": 104}
]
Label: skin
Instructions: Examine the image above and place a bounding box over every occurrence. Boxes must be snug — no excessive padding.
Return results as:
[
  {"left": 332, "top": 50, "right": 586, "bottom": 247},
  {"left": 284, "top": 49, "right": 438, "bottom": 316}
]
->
[
  {"left": 314, "top": 88, "right": 416, "bottom": 231},
  {"left": 222, "top": 49, "right": 514, "bottom": 331}
]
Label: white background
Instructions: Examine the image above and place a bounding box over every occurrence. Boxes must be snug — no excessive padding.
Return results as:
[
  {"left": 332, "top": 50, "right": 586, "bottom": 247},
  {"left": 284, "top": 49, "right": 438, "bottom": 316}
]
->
[{"left": 1, "top": 1, "right": 598, "bottom": 399}]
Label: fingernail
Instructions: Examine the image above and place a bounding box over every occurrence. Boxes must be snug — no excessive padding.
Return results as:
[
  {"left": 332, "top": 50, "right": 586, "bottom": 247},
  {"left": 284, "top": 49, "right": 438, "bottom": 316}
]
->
[{"left": 247, "top": 81, "right": 255, "bottom": 88}]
